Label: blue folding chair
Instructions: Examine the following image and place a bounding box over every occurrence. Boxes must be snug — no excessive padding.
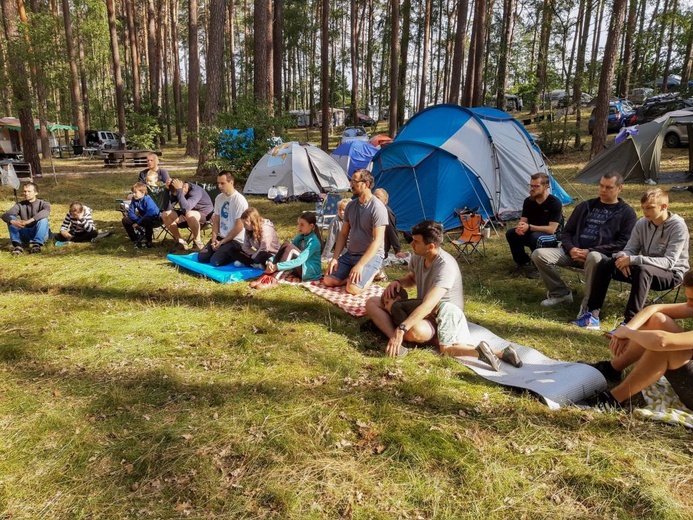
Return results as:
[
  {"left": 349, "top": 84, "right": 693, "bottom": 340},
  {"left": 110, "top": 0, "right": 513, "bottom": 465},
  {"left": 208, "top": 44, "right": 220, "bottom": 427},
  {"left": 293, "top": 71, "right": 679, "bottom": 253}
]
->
[{"left": 316, "top": 192, "right": 343, "bottom": 230}]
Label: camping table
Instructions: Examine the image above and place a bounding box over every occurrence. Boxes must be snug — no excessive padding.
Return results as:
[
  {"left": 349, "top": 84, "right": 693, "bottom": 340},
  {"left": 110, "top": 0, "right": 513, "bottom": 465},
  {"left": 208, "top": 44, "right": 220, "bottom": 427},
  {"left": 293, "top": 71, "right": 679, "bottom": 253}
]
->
[{"left": 104, "top": 150, "right": 155, "bottom": 168}]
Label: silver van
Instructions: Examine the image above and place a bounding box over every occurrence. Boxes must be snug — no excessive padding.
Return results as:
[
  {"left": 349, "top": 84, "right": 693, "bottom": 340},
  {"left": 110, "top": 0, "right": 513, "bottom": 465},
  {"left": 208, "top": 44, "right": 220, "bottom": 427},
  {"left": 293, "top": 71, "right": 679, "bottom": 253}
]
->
[{"left": 85, "top": 130, "right": 121, "bottom": 152}]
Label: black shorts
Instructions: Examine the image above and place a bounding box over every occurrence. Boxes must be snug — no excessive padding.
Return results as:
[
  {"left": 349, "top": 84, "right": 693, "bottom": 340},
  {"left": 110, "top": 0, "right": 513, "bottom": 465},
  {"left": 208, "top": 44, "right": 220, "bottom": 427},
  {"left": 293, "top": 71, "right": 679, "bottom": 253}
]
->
[{"left": 664, "top": 359, "right": 693, "bottom": 410}]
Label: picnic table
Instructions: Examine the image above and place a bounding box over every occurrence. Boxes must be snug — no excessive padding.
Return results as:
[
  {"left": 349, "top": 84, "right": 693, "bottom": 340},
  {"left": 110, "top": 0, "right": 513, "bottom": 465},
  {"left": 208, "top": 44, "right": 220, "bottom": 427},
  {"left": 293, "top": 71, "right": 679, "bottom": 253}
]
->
[{"left": 104, "top": 150, "right": 157, "bottom": 168}]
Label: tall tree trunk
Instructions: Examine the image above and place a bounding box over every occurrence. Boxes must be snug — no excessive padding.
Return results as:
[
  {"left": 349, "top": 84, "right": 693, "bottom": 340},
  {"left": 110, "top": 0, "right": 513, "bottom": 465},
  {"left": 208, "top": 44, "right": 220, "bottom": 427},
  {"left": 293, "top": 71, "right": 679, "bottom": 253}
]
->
[
  {"left": 21, "top": 0, "right": 49, "bottom": 159},
  {"left": 125, "top": 0, "right": 141, "bottom": 112},
  {"left": 273, "top": 0, "right": 283, "bottom": 113},
  {"left": 590, "top": 0, "right": 627, "bottom": 157},
  {"left": 106, "top": 0, "right": 126, "bottom": 140},
  {"left": 495, "top": 0, "right": 515, "bottom": 109},
  {"left": 162, "top": 12, "right": 172, "bottom": 142},
  {"left": 449, "top": 0, "right": 468, "bottom": 105},
  {"left": 254, "top": 0, "right": 270, "bottom": 103},
  {"left": 170, "top": 0, "right": 182, "bottom": 144},
  {"left": 573, "top": 0, "right": 591, "bottom": 148},
  {"left": 618, "top": 0, "right": 637, "bottom": 98},
  {"left": 198, "top": 0, "right": 226, "bottom": 173},
  {"left": 654, "top": 0, "right": 670, "bottom": 91},
  {"left": 388, "top": 0, "right": 399, "bottom": 136},
  {"left": 0, "top": 37, "right": 12, "bottom": 115},
  {"left": 185, "top": 0, "right": 200, "bottom": 157},
  {"left": 418, "top": 0, "right": 432, "bottom": 111},
  {"left": 147, "top": 0, "right": 160, "bottom": 106},
  {"left": 320, "top": 0, "right": 329, "bottom": 150},
  {"left": 588, "top": 0, "right": 605, "bottom": 89},
  {"left": 350, "top": 0, "right": 359, "bottom": 126},
  {"left": 228, "top": 0, "right": 237, "bottom": 112},
  {"left": 661, "top": 0, "right": 677, "bottom": 94},
  {"left": 531, "top": 0, "right": 553, "bottom": 114},
  {"left": 396, "top": 0, "right": 410, "bottom": 126},
  {"left": 1, "top": 0, "right": 41, "bottom": 176},
  {"left": 61, "top": 0, "right": 85, "bottom": 146},
  {"left": 77, "top": 37, "right": 91, "bottom": 130}
]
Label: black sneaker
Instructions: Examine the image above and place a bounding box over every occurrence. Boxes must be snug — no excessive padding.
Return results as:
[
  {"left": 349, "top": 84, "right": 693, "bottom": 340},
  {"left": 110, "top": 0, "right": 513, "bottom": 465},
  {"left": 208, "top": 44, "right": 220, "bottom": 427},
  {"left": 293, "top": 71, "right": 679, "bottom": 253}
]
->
[
  {"left": 10, "top": 245, "right": 24, "bottom": 255},
  {"left": 28, "top": 244, "right": 42, "bottom": 254},
  {"left": 588, "top": 360, "right": 623, "bottom": 384}
]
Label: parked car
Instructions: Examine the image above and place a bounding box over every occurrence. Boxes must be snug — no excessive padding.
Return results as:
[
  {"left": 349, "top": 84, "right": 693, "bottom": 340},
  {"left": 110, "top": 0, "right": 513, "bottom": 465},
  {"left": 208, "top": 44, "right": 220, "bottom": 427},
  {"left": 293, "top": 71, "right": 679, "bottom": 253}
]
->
[
  {"left": 341, "top": 126, "right": 369, "bottom": 144},
  {"left": 662, "top": 109, "right": 693, "bottom": 148},
  {"left": 587, "top": 101, "right": 636, "bottom": 134},
  {"left": 85, "top": 130, "right": 120, "bottom": 152},
  {"left": 628, "top": 96, "right": 693, "bottom": 126},
  {"left": 557, "top": 91, "right": 593, "bottom": 107},
  {"left": 630, "top": 87, "right": 654, "bottom": 104}
]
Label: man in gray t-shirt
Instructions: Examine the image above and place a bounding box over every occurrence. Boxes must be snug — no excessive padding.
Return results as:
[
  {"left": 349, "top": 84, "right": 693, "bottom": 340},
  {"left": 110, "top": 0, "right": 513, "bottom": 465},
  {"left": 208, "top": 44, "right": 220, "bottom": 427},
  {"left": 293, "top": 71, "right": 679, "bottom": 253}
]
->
[
  {"left": 364, "top": 220, "right": 521, "bottom": 369},
  {"left": 325, "top": 169, "right": 388, "bottom": 295}
]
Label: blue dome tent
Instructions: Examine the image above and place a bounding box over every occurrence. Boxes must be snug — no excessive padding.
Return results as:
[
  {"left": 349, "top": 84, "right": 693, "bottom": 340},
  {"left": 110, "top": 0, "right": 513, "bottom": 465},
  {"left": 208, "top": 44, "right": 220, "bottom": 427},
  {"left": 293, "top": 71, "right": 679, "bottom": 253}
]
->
[{"left": 371, "top": 104, "right": 572, "bottom": 231}]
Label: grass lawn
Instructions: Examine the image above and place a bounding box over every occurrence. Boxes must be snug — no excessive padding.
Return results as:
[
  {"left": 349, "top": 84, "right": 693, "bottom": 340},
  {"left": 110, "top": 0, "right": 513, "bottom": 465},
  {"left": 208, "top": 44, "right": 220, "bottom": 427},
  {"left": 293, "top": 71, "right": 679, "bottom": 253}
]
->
[{"left": 1, "top": 140, "right": 692, "bottom": 519}]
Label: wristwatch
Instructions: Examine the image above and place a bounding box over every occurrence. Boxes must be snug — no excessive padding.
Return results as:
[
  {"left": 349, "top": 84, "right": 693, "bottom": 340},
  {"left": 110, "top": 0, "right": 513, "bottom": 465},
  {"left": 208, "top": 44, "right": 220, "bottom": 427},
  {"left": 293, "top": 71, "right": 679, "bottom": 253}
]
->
[{"left": 398, "top": 324, "right": 407, "bottom": 333}]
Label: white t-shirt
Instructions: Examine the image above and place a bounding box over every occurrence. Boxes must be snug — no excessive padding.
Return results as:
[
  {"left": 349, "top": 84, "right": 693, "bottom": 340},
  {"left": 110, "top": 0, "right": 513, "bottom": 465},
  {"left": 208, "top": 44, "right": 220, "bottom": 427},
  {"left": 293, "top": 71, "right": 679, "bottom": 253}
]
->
[{"left": 214, "top": 190, "right": 248, "bottom": 243}]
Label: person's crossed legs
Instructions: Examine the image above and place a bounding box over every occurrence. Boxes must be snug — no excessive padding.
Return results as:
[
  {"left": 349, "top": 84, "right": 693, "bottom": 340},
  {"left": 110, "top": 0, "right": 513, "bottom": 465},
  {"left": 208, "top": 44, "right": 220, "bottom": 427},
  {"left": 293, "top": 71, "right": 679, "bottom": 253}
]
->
[{"left": 324, "top": 251, "right": 383, "bottom": 295}]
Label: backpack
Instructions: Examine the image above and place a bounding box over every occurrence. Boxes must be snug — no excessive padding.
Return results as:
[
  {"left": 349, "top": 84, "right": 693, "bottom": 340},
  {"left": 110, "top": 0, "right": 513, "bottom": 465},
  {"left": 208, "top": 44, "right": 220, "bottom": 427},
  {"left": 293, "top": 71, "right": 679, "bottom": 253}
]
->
[{"left": 298, "top": 191, "right": 322, "bottom": 203}]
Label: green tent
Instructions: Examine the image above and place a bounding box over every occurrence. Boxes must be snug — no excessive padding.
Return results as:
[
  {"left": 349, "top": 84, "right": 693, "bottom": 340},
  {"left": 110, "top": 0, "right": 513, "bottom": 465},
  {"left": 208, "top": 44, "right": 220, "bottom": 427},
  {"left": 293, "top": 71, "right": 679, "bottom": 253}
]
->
[{"left": 576, "top": 110, "right": 693, "bottom": 184}]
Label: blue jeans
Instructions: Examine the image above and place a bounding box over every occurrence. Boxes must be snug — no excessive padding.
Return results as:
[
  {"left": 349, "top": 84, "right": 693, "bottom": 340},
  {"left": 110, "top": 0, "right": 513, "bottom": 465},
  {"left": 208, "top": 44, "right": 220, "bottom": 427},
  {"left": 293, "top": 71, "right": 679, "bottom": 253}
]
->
[{"left": 7, "top": 216, "right": 50, "bottom": 246}]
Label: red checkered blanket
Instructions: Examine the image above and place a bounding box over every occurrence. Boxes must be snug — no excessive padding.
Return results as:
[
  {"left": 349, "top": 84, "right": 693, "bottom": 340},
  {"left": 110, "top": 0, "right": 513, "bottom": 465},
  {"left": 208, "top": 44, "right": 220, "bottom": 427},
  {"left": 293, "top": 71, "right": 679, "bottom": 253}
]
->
[{"left": 278, "top": 275, "right": 384, "bottom": 317}]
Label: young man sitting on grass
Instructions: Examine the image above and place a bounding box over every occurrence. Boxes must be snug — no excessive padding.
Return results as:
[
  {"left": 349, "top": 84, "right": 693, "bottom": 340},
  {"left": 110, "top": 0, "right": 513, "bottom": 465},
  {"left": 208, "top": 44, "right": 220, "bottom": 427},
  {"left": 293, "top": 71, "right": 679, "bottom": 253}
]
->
[
  {"left": 587, "top": 269, "right": 693, "bottom": 411},
  {"left": 2, "top": 182, "right": 51, "bottom": 255},
  {"left": 365, "top": 219, "right": 522, "bottom": 369}
]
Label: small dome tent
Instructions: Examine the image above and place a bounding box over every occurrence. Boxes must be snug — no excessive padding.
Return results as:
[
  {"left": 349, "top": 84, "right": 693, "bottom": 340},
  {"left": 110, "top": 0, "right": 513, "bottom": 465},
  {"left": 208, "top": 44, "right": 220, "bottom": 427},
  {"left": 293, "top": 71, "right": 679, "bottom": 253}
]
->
[
  {"left": 371, "top": 104, "right": 572, "bottom": 231},
  {"left": 330, "top": 140, "right": 379, "bottom": 178},
  {"left": 244, "top": 141, "right": 350, "bottom": 196}
]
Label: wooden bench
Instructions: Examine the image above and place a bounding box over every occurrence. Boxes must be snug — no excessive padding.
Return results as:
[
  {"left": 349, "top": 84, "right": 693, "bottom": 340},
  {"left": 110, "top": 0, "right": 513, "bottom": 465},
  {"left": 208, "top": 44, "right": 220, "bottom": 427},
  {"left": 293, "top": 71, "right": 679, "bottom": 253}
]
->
[{"left": 104, "top": 150, "right": 159, "bottom": 168}]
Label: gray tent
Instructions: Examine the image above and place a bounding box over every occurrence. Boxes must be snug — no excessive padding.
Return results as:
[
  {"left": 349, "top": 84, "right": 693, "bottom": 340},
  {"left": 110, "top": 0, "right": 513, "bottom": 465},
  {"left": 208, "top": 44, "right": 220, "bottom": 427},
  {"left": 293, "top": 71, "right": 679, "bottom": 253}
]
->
[
  {"left": 576, "top": 109, "right": 693, "bottom": 184},
  {"left": 245, "top": 141, "right": 350, "bottom": 196}
]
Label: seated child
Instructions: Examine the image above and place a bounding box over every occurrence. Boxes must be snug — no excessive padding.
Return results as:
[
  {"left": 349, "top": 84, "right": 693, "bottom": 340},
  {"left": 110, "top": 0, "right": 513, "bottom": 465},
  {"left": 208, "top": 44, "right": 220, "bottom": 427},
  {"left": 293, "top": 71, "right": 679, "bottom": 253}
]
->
[
  {"left": 251, "top": 211, "right": 323, "bottom": 289},
  {"left": 58, "top": 201, "right": 99, "bottom": 243},
  {"left": 121, "top": 182, "right": 160, "bottom": 248},
  {"left": 229, "top": 207, "right": 280, "bottom": 267},
  {"left": 382, "top": 288, "right": 522, "bottom": 370},
  {"left": 322, "top": 199, "right": 349, "bottom": 261}
]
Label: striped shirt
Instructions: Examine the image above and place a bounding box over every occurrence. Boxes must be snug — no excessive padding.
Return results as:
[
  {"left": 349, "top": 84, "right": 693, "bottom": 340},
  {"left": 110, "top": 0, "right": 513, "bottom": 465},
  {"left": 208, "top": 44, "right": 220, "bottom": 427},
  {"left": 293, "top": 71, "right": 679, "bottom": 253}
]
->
[{"left": 60, "top": 206, "right": 95, "bottom": 235}]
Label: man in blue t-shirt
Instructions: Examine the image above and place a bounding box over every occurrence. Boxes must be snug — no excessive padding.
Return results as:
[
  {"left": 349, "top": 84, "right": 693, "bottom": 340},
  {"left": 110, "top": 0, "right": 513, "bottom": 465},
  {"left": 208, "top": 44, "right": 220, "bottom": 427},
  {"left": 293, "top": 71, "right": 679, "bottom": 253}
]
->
[{"left": 531, "top": 172, "right": 636, "bottom": 317}]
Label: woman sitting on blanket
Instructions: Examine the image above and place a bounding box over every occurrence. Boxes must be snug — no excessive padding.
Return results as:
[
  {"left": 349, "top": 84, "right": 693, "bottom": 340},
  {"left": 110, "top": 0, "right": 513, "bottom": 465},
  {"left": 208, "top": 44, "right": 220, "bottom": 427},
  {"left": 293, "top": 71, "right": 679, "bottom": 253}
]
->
[
  {"left": 228, "top": 207, "right": 279, "bottom": 268},
  {"left": 250, "top": 211, "right": 322, "bottom": 289},
  {"left": 587, "top": 268, "right": 693, "bottom": 411}
]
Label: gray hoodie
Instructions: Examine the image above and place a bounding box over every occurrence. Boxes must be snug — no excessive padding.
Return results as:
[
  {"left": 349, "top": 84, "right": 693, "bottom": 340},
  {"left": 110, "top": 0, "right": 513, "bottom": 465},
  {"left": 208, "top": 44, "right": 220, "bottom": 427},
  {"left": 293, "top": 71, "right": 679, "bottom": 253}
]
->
[{"left": 617, "top": 213, "right": 690, "bottom": 277}]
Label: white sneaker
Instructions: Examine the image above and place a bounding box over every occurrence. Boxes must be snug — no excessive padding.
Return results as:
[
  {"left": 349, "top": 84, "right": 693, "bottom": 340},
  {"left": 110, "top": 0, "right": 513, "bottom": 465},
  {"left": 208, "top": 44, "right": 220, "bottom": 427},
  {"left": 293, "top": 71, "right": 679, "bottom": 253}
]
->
[
  {"left": 233, "top": 261, "right": 243, "bottom": 267},
  {"left": 540, "top": 292, "right": 573, "bottom": 306}
]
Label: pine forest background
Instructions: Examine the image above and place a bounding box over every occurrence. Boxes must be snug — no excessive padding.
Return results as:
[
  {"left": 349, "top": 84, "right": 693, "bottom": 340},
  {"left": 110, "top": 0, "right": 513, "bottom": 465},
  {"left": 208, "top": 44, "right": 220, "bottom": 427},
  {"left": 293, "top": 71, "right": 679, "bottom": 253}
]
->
[{"left": 1, "top": 0, "right": 693, "bottom": 178}]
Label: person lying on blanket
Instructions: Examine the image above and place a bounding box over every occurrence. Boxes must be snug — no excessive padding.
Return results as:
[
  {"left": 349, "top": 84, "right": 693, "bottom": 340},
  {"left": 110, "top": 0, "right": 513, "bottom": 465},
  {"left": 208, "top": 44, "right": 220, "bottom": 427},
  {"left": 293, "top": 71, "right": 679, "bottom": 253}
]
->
[
  {"left": 586, "top": 268, "right": 693, "bottom": 411},
  {"left": 365, "top": 219, "right": 522, "bottom": 368},
  {"left": 250, "top": 211, "right": 323, "bottom": 290}
]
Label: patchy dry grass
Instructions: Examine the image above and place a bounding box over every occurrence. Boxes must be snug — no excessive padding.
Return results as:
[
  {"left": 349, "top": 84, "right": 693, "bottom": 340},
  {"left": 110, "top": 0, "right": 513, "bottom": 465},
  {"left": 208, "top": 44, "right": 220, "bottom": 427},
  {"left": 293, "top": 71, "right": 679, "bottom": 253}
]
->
[{"left": 1, "top": 135, "right": 693, "bottom": 519}]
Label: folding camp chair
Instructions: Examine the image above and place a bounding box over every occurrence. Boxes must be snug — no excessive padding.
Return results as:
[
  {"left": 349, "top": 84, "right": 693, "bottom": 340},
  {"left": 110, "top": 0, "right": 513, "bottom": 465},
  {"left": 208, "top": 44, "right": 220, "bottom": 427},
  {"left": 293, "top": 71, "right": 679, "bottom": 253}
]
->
[
  {"left": 316, "top": 192, "right": 343, "bottom": 230},
  {"left": 445, "top": 210, "right": 485, "bottom": 262},
  {"left": 648, "top": 281, "right": 682, "bottom": 304},
  {"left": 145, "top": 185, "right": 171, "bottom": 242}
]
